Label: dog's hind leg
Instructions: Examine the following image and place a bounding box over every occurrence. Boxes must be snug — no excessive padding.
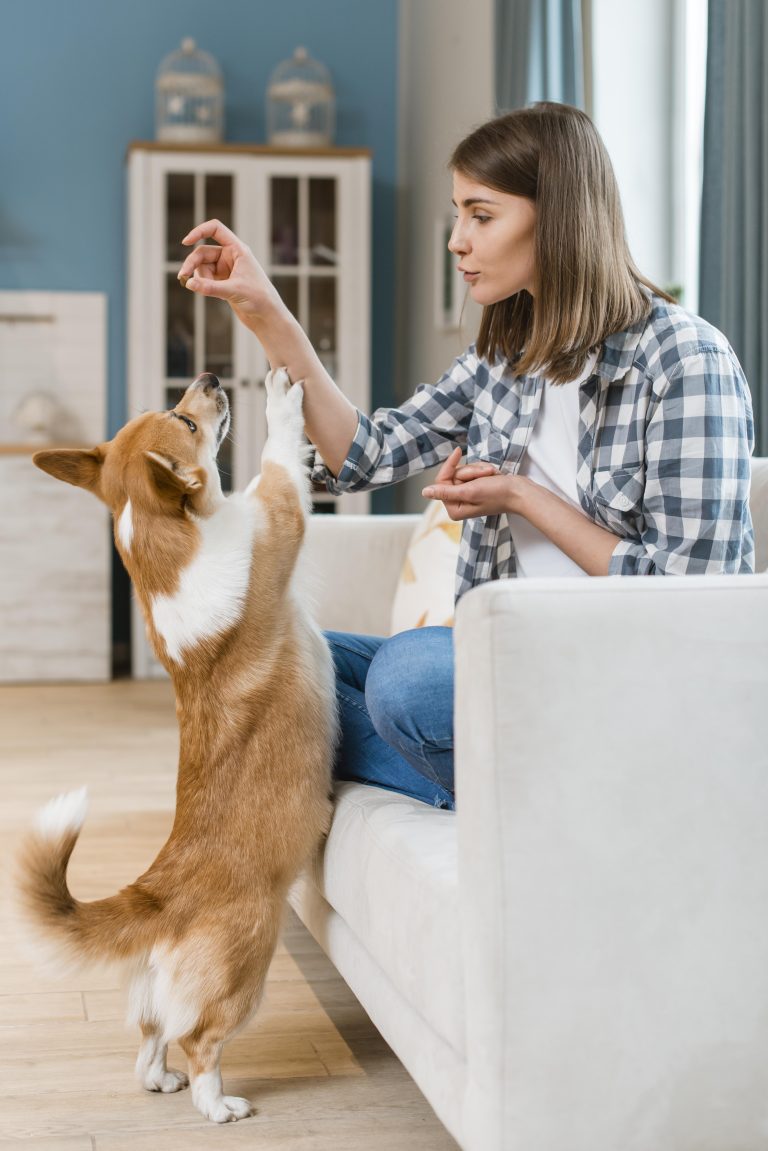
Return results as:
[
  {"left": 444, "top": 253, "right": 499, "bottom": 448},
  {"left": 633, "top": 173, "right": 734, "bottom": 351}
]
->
[
  {"left": 179, "top": 1031, "right": 255, "bottom": 1123},
  {"left": 136, "top": 1021, "right": 189, "bottom": 1094},
  {"left": 130, "top": 960, "right": 189, "bottom": 1094}
]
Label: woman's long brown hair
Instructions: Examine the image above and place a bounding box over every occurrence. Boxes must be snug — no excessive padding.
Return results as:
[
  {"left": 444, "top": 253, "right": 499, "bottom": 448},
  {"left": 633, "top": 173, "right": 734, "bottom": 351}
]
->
[{"left": 450, "top": 102, "right": 674, "bottom": 383}]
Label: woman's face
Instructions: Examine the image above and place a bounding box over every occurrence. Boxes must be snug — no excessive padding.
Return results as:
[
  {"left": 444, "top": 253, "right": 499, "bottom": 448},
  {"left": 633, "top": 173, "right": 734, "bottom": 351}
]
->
[{"left": 448, "top": 171, "right": 537, "bottom": 303}]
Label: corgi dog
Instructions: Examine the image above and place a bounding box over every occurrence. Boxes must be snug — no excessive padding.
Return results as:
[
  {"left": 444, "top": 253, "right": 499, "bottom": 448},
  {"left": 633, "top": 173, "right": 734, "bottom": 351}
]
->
[{"left": 16, "top": 369, "right": 337, "bottom": 1124}]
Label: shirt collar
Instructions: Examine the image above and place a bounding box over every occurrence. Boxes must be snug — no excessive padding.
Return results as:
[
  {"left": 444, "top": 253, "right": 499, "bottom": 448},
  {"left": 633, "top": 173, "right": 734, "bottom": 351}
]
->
[{"left": 594, "top": 293, "right": 653, "bottom": 382}]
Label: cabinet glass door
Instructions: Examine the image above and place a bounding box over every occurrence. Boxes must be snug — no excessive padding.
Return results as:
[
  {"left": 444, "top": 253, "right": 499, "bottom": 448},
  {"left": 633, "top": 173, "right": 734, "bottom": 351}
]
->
[
  {"left": 268, "top": 172, "right": 340, "bottom": 512},
  {"left": 163, "top": 171, "right": 236, "bottom": 490},
  {"left": 268, "top": 175, "right": 338, "bottom": 378}
]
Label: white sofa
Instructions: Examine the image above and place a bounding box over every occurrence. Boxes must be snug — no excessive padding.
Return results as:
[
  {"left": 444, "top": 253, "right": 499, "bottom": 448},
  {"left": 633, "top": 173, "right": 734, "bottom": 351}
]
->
[{"left": 290, "top": 458, "right": 768, "bottom": 1151}]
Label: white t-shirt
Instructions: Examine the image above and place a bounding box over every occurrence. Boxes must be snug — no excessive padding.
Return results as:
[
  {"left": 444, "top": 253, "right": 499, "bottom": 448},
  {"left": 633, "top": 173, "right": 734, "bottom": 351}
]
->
[{"left": 507, "top": 352, "right": 597, "bottom": 577}]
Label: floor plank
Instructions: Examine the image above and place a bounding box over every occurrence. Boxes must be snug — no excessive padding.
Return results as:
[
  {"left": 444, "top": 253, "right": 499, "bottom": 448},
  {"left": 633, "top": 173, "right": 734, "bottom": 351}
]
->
[{"left": 0, "top": 681, "right": 459, "bottom": 1150}]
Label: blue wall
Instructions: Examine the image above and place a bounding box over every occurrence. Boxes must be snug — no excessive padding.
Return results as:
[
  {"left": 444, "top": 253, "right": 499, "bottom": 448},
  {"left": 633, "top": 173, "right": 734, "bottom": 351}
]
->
[{"left": 1, "top": 0, "right": 399, "bottom": 436}]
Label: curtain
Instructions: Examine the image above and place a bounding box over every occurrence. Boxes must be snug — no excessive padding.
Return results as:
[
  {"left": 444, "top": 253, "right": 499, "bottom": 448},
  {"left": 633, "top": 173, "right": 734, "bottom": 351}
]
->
[
  {"left": 495, "top": 0, "right": 584, "bottom": 112},
  {"left": 699, "top": 0, "right": 768, "bottom": 454}
]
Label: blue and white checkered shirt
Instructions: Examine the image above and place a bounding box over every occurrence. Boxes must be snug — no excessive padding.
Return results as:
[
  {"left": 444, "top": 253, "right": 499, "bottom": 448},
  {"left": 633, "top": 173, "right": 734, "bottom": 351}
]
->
[{"left": 313, "top": 296, "right": 755, "bottom": 597}]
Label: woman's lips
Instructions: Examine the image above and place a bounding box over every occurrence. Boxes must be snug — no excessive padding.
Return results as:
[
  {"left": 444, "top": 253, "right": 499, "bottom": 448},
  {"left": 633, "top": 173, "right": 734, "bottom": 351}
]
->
[{"left": 461, "top": 269, "right": 479, "bottom": 282}]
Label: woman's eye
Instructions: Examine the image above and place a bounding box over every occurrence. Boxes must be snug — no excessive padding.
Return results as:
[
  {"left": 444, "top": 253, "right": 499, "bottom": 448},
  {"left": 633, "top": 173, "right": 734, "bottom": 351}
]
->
[{"left": 473, "top": 214, "right": 491, "bottom": 224}]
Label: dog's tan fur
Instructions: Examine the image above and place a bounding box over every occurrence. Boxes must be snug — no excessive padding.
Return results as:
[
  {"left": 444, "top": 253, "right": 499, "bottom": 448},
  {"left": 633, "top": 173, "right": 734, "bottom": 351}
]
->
[{"left": 15, "top": 370, "right": 336, "bottom": 1122}]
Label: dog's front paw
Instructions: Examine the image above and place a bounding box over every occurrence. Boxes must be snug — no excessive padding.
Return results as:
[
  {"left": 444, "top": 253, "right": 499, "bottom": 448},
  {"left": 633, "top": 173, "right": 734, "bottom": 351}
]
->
[
  {"left": 265, "top": 367, "right": 303, "bottom": 414},
  {"left": 263, "top": 367, "right": 306, "bottom": 459}
]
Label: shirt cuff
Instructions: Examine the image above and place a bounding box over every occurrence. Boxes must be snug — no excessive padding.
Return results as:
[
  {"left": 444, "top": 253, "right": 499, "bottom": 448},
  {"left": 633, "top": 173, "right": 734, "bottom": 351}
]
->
[
  {"left": 310, "top": 411, "right": 378, "bottom": 494},
  {"left": 608, "top": 538, "right": 657, "bottom": 576}
]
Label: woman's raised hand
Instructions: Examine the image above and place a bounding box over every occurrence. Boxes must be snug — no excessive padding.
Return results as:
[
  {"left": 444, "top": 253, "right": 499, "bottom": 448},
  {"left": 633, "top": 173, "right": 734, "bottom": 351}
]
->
[{"left": 178, "top": 220, "right": 283, "bottom": 328}]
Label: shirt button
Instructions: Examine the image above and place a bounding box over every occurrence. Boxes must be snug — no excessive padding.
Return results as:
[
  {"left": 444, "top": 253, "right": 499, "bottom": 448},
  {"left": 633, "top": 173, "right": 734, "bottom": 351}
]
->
[{"left": 616, "top": 494, "right": 632, "bottom": 510}]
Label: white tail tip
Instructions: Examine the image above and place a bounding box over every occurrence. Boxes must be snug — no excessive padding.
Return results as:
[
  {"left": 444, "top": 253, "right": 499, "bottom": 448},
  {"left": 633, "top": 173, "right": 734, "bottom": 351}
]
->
[{"left": 35, "top": 787, "right": 89, "bottom": 839}]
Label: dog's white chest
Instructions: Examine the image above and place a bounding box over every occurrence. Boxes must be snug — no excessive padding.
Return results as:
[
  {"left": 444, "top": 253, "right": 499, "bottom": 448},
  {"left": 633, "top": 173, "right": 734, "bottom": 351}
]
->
[{"left": 151, "top": 496, "right": 258, "bottom": 664}]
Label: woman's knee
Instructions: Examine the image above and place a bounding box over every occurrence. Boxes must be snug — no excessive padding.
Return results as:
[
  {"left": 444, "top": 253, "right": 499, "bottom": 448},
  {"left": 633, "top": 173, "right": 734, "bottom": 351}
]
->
[{"left": 365, "top": 628, "right": 453, "bottom": 747}]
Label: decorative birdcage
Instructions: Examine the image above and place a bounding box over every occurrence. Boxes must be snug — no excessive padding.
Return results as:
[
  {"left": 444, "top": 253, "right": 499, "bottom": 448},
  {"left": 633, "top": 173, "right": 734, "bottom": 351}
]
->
[
  {"left": 156, "top": 38, "right": 224, "bottom": 144},
  {"left": 266, "top": 46, "right": 335, "bottom": 148}
]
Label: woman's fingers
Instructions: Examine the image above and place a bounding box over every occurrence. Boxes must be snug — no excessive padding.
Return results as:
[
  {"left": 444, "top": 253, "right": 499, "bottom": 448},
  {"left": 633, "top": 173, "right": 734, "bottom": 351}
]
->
[
  {"left": 433, "top": 446, "right": 463, "bottom": 485},
  {"left": 422, "top": 483, "right": 452, "bottom": 500},
  {"left": 181, "top": 218, "right": 242, "bottom": 249},
  {"left": 177, "top": 245, "right": 227, "bottom": 286},
  {"left": 455, "top": 461, "right": 497, "bottom": 478},
  {"left": 431, "top": 448, "right": 498, "bottom": 490}
]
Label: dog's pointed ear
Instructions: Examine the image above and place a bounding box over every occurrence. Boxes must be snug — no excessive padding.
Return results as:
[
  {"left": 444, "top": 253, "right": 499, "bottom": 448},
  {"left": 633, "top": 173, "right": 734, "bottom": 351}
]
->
[
  {"left": 33, "top": 447, "right": 104, "bottom": 494},
  {"left": 144, "top": 451, "right": 205, "bottom": 507}
]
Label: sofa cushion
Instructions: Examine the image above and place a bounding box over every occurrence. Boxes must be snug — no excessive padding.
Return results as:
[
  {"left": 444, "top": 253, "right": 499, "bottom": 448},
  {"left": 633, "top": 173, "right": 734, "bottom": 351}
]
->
[
  {"left": 389, "top": 500, "right": 461, "bottom": 633},
  {"left": 306, "top": 782, "right": 464, "bottom": 1056}
]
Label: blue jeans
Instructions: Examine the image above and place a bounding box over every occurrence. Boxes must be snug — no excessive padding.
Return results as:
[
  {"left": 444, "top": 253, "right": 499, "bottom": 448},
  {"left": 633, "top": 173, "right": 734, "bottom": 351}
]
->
[{"left": 326, "top": 628, "right": 455, "bottom": 810}]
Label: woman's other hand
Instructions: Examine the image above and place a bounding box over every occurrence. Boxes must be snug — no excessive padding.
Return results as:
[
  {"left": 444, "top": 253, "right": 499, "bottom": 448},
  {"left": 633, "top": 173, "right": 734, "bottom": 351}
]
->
[{"left": 421, "top": 447, "right": 511, "bottom": 519}]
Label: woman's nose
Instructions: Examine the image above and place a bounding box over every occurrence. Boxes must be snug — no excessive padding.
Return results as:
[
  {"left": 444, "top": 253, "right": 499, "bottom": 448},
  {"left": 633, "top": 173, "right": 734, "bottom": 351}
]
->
[{"left": 448, "top": 221, "right": 468, "bottom": 256}]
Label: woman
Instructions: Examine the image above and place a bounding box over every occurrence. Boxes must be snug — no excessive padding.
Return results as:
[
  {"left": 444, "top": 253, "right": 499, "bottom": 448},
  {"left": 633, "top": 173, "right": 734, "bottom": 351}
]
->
[{"left": 178, "top": 102, "right": 754, "bottom": 811}]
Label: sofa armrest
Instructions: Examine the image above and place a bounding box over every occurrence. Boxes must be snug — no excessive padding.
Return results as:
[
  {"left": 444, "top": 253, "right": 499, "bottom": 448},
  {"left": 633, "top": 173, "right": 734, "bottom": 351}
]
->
[
  {"left": 454, "top": 574, "right": 768, "bottom": 1151},
  {"left": 304, "top": 514, "right": 419, "bottom": 636}
]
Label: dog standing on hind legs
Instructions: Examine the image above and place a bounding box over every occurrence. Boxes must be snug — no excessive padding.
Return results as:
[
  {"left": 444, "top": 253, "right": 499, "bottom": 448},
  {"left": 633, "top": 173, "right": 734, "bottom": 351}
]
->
[{"left": 15, "top": 368, "right": 337, "bottom": 1123}]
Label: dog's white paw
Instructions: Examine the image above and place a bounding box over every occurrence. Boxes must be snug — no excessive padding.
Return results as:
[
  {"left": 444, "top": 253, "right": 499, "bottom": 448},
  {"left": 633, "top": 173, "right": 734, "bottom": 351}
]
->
[
  {"left": 265, "top": 365, "right": 290, "bottom": 397},
  {"left": 266, "top": 368, "right": 303, "bottom": 412},
  {"left": 263, "top": 367, "right": 307, "bottom": 467},
  {"left": 265, "top": 367, "right": 303, "bottom": 410},
  {"left": 205, "top": 1094, "right": 256, "bottom": 1123},
  {"left": 144, "top": 1068, "right": 189, "bottom": 1093}
]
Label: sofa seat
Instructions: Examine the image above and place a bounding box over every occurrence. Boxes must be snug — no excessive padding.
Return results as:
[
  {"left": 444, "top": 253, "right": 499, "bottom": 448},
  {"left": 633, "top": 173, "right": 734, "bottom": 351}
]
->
[{"left": 297, "top": 782, "right": 464, "bottom": 1057}]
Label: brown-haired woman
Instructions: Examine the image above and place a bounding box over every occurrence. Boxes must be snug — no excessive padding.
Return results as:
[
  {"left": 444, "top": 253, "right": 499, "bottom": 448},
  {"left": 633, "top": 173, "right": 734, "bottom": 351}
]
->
[{"left": 179, "top": 101, "right": 754, "bottom": 808}]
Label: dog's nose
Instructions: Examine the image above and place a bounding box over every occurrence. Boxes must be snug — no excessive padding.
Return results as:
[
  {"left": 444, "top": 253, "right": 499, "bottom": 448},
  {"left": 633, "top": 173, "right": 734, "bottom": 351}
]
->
[{"left": 195, "top": 372, "right": 221, "bottom": 392}]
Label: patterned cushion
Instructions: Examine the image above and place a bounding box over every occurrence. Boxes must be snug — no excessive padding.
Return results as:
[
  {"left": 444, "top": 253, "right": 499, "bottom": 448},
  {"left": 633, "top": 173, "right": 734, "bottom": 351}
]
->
[{"left": 389, "top": 501, "right": 461, "bottom": 634}]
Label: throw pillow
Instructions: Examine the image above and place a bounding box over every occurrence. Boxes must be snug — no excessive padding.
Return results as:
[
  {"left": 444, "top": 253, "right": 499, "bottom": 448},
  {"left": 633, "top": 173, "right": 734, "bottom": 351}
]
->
[{"left": 389, "top": 500, "right": 461, "bottom": 634}]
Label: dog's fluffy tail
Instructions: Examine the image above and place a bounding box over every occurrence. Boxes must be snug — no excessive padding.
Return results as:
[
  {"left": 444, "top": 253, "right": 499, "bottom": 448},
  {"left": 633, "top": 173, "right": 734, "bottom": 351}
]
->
[{"left": 15, "top": 789, "right": 160, "bottom": 970}]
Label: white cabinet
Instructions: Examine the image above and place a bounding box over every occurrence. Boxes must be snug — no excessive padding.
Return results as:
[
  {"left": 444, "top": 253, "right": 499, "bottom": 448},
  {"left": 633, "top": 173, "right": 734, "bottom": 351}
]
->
[
  {"left": 0, "top": 291, "right": 110, "bottom": 683},
  {"left": 126, "top": 143, "right": 372, "bottom": 677}
]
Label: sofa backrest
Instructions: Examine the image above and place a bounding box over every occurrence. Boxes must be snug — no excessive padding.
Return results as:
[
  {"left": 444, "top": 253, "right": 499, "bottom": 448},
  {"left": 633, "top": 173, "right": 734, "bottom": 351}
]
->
[{"left": 751, "top": 457, "right": 768, "bottom": 572}]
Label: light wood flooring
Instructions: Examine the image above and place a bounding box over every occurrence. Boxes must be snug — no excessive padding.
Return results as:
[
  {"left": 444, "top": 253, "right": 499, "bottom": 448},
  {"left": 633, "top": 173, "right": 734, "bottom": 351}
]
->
[{"left": 0, "top": 680, "right": 459, "bottom": 1151}]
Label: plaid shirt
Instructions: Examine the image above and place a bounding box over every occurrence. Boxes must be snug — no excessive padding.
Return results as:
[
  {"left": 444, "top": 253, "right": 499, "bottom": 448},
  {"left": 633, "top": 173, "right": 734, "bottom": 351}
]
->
[{"left": 313, "top": 296, "right": 755, "bottom": 598}]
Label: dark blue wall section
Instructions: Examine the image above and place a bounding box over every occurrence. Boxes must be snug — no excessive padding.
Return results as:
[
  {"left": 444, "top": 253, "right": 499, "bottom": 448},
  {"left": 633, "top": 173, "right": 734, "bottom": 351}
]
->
[{"left": 0, "top": 0, "right": 398, "bottom": 435}]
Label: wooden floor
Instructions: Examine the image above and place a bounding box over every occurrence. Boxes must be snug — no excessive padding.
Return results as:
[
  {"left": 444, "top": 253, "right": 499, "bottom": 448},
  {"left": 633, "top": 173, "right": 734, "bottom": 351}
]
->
[{"left": 0, "top": 680, "right": 459, "bottom": 1151}]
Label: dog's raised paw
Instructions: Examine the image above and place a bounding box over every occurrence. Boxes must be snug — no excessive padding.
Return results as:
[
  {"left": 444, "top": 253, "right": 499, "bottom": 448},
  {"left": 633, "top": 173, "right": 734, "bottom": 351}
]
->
[
  {"left": 265, "top": 368, "right": 303, "bottom": 411},
  {"left": 265, "top": 367, "right": 292, "bottom": 398}
]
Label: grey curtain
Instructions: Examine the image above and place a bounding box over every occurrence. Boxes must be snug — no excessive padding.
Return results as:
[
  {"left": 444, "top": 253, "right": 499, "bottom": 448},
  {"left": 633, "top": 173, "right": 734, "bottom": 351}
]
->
[
  {"left": 699, "top": 0, "right": 768, "bottom": 454},
  {"left": 495, "top": 0, "right": 584, "bottom": 111}
]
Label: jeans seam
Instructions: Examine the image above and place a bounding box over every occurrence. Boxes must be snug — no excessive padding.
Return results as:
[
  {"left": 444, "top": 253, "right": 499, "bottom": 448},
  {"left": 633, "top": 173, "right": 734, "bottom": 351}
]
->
[
  {"left": 337, "top": 688, "right": 373, "bottom": 718},
  {"left": 330, "top": 636, "right": 383, "bottom": 660},
  {"left": 338, "top": 691, "right": 453, "bottom": 805},
  {"left": 396, "top": 740, "right": 454, "bottom": 797}
]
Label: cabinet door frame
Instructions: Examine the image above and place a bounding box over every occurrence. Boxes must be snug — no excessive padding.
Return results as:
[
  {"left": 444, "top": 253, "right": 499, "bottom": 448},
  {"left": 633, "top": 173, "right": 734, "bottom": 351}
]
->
[
  {"left": 127, "top": 147, "right": 371, "bottom": 677},
  {"left": 128, "top": 150, "right": 263, "bottom": 489}
]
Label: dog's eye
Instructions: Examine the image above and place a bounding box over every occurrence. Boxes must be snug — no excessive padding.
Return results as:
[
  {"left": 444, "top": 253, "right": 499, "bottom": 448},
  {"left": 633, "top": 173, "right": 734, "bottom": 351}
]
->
[{"left": 172, "top": 412, "right": 197, "bottom": 433}]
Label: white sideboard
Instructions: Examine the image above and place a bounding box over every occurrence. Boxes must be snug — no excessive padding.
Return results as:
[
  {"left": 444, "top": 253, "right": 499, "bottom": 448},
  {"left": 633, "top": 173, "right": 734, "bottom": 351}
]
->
[{"left": 0, "top": 291, "right": 110, "bottom": 682}]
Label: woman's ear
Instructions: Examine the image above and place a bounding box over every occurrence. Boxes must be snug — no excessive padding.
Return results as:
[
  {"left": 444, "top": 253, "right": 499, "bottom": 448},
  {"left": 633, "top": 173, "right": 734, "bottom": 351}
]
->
[{"left": 33, "top": 447, "right": 104, "bottom": 496}]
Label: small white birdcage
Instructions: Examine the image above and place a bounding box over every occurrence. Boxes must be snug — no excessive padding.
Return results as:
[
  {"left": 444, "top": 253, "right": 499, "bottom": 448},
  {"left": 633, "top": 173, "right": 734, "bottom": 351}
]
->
[
  {"left": 156, "top": 38, "right": 224, "bottom": 144},
  {"left": 266, "top": 46, "right": 335, "bottom": 148}
]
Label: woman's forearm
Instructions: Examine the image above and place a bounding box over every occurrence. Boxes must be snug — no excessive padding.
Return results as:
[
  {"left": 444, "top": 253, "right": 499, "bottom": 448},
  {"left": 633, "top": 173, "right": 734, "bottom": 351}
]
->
[
  {"left": 177, "top": 221, "right": 359, "bottom": 477},
  {"left": 250, "top": 310, "right": 359, "bottom": 477},
  {"left": 513, "top": 480, "right": 617, "bottom": 575}
]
